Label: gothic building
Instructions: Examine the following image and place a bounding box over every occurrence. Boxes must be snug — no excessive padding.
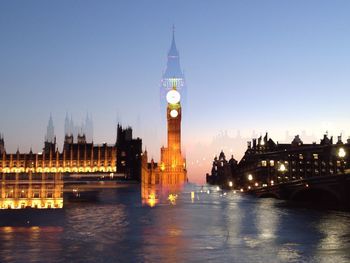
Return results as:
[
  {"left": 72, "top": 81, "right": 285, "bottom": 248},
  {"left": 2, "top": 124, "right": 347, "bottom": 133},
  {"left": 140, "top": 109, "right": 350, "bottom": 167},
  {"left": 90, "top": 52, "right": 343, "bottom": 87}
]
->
[{"left": 0, "top": 122, "right": 142, "bottom": 184}]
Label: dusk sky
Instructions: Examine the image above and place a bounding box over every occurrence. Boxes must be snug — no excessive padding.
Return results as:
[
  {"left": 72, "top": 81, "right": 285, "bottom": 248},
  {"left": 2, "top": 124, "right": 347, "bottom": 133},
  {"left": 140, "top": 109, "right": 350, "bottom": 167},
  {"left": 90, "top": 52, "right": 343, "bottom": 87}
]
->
[{"left": 1, "top": 1, "right": 350, "bottom": 183}]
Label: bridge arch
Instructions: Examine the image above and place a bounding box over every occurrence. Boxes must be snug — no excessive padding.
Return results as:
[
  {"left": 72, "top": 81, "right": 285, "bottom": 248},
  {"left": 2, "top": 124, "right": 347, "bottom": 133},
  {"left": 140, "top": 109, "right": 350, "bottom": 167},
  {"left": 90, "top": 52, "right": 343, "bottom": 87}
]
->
[
  {"left": 257, "top": 192, "right": 280, "bottom": 199},
  {"left": 290, "top": 186, "right": 340, "bottom": 205}
]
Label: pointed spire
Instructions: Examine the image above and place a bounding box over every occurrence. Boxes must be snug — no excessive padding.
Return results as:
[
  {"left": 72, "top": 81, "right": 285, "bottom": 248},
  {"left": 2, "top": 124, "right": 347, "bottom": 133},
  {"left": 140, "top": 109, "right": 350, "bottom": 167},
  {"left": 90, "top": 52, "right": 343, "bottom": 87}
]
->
[
  {"left": 46, "top": 114, "right": 55, "bottom": 143},
  {"left": 168, "top": 24, "right": 179, "bottom": 57},
  {"left": 163, "top": 26, "right": 183, "bottom": 80}
]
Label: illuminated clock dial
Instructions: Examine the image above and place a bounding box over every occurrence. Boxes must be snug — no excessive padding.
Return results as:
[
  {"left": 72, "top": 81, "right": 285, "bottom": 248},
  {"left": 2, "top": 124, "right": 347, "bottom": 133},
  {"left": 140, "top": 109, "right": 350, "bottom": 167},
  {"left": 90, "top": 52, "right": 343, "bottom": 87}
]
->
[
  {"left": 166, "top": 90, "right": 181, "bottom": 104},
  {"left": 170, "top": 109, "right": 178, "bottom": 118}
]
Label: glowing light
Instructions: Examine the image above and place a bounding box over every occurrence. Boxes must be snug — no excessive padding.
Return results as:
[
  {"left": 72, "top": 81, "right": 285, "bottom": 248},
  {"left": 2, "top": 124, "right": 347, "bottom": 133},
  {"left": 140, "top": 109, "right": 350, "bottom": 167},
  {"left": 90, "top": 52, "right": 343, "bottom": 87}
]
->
[
  {"left": 228, "top": 181, "right": 233, "bottom": 187},
  {"left": 166, "top": 89, "right": 180, "bottom": 104},
  {"left": 254, "top": 182, "right": 258, "bottom": 187},
  {"left": 170, "top": 109, "right": 178, "bottom": 118},
  {"left": 168, "top": 194, "right": 178, "bottom": 205},
  {"left": 270, "top": 180, "right": 274, "bottom": 185},
  {"left": 191, "top": 191, "right": 195, "bottom": 202},
  {"left": 148, "top": 193, "right": 157, "bottom": 207},
  {"left": 240, "top": 188, "right": 244, "bottom": 192},
  {"left": 216, "top": 186, "right": 220, "bottom": 191},
  {"left": 279, "top": 163, "right": 286, "bottom": 172},
  {"left": 338, "top": 148, "right": 346, "bottom": 158},
  {"left": 247, "top": 174, "right": 253, "bottom": 181}
]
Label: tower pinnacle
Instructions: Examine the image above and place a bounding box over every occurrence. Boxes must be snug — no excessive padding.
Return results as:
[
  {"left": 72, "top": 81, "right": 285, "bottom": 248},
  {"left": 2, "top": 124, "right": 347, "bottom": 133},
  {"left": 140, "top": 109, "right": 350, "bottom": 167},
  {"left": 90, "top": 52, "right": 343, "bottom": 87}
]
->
[{"left": 45, "top": 114, "right": 55, "bottom": 143}]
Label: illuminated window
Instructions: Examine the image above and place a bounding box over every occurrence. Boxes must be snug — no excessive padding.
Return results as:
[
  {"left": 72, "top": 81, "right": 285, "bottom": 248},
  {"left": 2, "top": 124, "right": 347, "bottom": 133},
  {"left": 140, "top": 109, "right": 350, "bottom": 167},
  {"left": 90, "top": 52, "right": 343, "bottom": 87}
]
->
[
  {"left": 313, "top": 154, "right": 318, "bottom": 159},
  {"left": 299, "top": 154, "right": 303, "bottom": 160},
  {"left": 261, "top": 160, "right": 267, "bottom": 167}
]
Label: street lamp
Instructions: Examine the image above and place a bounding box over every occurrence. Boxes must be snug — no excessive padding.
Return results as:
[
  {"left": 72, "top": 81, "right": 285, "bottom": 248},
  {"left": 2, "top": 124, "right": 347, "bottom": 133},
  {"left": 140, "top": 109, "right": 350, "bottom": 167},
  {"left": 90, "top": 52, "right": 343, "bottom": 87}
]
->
[
  {"left": 279, "top": 163, "right": 286, "bottom": 172},
  {"left": 338, "top": 147, "right": 346, "bottom": 174},
  {"left": 247, "top": 174, "right": 253, "bottom": 181},
  {"left": 338, "top": 147, "right": 346, "bottom": 158}
]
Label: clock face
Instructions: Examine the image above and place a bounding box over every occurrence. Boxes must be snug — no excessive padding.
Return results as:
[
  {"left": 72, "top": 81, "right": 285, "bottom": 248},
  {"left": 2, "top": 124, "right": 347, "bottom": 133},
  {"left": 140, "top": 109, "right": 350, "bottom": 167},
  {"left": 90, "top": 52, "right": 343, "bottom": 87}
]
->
[
  {"left": 170, "top": 109, "right": 178, "bottom": 118},
  {"left": 166, "top": 90, "right": 181, "bottom": 104}
]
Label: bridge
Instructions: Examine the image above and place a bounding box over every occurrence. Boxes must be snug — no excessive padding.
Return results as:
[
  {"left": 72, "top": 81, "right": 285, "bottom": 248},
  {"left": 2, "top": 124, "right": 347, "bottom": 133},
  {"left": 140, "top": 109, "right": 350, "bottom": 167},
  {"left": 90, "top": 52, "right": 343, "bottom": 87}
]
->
[{"left": 248, "top": 173, "right": 350, "bottom": 209}]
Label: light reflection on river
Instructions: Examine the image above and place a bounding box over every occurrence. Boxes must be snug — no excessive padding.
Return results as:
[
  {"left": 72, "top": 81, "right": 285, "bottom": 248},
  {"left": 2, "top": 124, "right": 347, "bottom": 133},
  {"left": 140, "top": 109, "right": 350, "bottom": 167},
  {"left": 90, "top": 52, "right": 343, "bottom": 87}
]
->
[{"left": 0, "top": 184, "right": 350, "bottom": 262}]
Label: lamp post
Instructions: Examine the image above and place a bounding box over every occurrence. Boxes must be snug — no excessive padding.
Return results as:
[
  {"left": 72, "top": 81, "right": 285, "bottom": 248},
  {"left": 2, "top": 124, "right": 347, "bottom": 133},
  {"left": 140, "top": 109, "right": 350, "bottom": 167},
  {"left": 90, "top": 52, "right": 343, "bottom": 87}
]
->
[
  {"left": 338, "top": 147, "right": 346, "bottom": 174},
  {"left": 278, "top": 163, "right": 286, "bottom": 183},
  {"left": 247, "top": 174, "right": 253, "bottom": 181},
  {"left": 247, "top": 174, "right": 253, "bottom": 189}
]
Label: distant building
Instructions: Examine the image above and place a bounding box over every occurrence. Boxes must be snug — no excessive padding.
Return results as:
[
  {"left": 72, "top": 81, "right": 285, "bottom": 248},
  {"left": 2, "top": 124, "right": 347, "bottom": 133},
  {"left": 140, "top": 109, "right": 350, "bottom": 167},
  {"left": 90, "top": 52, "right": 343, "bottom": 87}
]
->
[
  {"left": 234, "top": 133, "right": 350, "bottom": 188},
  {"left": 206, "top": 151, "right": 237, "bottom": 186}
]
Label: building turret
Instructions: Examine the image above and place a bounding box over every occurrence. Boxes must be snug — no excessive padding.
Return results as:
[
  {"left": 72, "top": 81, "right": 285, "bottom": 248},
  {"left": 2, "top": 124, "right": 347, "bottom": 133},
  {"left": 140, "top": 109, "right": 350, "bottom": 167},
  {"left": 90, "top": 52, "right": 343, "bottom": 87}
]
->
[
  {"left": 45, "top": 114, "right": 55, "bottom": 143},
  {"left": 44, "top": 114, "right": 56, "bottom": 154},
  {"left": 0, "top": 134, "right": 5, "bottom": 155},
  {"left": 77, "top": 133, "right": 86, "bottom": 144},
  {"left": 84, "top": 113, "right": 94, "bottom": 142}
]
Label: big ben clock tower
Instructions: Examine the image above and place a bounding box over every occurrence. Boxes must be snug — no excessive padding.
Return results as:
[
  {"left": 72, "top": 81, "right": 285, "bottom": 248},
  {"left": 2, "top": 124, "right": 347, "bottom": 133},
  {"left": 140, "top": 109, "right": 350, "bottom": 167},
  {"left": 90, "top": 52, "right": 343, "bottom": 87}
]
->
[
  {"left": 141, "top": 31, "right": 187, "bottom": 205},
  {"left": 158, "top": 84, "right": 187, "bottom": 185}
]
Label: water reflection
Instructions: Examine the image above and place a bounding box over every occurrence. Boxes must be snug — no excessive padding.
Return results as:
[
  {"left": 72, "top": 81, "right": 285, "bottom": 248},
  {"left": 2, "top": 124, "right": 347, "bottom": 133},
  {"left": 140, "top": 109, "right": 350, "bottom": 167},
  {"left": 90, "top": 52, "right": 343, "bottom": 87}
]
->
[
  {"left": 141, "top": 181, "right": 183, "bottom": 207},
  {"left": 0, "top": 172, "right": 63, "bottom": 209},
  {"left": 0, "top": 185, "right": 350, "bottom": 262}
]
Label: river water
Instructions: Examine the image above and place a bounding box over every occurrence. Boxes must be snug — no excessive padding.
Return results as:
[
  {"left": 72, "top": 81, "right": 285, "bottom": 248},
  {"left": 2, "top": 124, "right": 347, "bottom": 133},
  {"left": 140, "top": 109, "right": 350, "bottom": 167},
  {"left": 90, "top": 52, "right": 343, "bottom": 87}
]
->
[{"left": 0, "top": 184, "right": 350, "bottom": 263}]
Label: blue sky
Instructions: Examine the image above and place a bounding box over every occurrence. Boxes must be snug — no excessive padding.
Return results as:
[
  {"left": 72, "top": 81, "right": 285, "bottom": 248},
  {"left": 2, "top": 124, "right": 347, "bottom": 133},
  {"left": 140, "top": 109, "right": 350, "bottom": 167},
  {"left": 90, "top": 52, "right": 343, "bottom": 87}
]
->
[{"left": 1, "top": 1, "right": 350, "bottom": 182}]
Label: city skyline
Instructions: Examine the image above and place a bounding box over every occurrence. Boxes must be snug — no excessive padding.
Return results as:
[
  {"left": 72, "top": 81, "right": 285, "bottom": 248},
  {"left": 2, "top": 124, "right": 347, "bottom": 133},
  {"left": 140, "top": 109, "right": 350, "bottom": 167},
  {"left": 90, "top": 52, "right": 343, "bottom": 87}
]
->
[{"left": 1, "top": 1, "right": 350, "bottom": 183}]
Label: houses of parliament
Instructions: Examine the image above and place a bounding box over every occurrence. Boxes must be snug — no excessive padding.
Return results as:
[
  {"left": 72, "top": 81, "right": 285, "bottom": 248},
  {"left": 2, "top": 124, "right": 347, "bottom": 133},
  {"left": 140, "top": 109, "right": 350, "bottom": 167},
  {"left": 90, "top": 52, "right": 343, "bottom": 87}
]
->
[{"left": 0, "top": 116, "right": 142, "bottom": 209}]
